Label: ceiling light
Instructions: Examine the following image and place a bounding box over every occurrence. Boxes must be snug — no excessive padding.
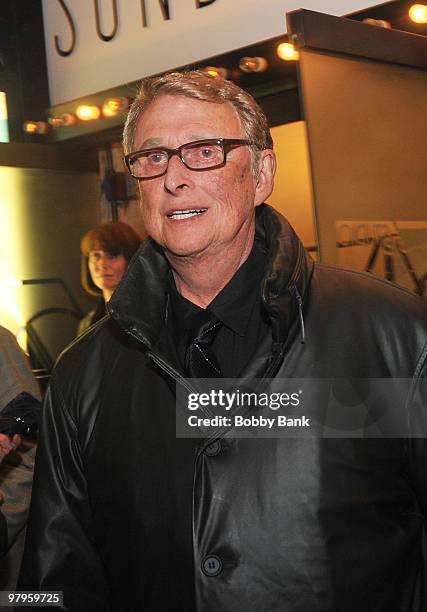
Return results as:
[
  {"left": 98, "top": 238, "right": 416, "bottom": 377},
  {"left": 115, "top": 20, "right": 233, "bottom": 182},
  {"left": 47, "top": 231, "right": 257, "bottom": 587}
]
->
[
  {"left": 362, "top": 18, "right": 391, "bottom": 28},
  {"left": 76, "top": 105, "right": 101, "bottom": 121},
  {"left": 239, "top": 57, "right": 268, "bottom": 73},
  {"left": 102, "top": 97, "right": 130, "bottom": 118},
  {"left": 409, "top": 4, "right": 427, "bottom": 23},
  {"left": 48, "top": 116, "right": 63, "bottom": 128},
  {"left": 49, "top": 113, "right": 77, "bottom": 128},
  {"left": 202, "top": 66, "right": 228, "bottom": 79},
  {"left": 23, "top": 121, "right": 49, "bottom": 134},
  {"left": 276, "top": 43, "right": 299, "bottom": 61},
  {"left": 61, "top": 113, "right": 77, "bottom": 127}
]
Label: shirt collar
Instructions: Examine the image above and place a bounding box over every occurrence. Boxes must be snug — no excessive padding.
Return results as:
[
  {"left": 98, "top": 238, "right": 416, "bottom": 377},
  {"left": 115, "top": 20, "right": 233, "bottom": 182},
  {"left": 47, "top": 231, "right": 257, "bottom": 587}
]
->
[{"left": 168, "top": 236, "right": 267, "bottom": 337}]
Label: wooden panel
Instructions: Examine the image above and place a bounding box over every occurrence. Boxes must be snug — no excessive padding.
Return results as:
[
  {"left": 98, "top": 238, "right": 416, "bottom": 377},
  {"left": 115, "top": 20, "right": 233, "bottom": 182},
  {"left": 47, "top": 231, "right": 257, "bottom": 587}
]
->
[
  {"left": 287, "top": 9, "right": 427, "bottom": 70},
  {"left": 296, "top": 49, "right": 427, "bottom": 295}
]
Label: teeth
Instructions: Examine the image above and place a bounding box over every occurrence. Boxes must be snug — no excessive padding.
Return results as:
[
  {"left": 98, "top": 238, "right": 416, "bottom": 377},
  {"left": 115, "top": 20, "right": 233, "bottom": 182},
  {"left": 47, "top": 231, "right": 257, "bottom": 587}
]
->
[{"left": 168, "top": 209, "right": 207, "bottom": 220}]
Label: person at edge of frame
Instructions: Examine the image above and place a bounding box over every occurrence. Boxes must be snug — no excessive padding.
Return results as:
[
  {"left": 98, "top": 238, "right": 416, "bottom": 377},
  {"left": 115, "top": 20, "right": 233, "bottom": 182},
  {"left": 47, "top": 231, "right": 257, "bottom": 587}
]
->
[
  {"left": 18, "top": 70, "right": 427, "bottom": 611},
  {"left": 0, "top": 325, "right": 41, "bottom": 596}
]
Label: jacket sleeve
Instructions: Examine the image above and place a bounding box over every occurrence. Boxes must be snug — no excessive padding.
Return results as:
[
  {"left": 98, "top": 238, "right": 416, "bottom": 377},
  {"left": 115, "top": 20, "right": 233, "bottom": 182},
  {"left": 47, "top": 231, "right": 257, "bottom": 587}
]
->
[
  {"left": 17, "top": 376, "right": 111, "bottom": 612},
  {"left": 0, "top": 327, "right": 41, "bottom": 407},
  {"left": 406, "top": 342, "right": 427, "bottom": 516},
  {"left": 0, "top": 435, "right": 36, "bottom": 552}
]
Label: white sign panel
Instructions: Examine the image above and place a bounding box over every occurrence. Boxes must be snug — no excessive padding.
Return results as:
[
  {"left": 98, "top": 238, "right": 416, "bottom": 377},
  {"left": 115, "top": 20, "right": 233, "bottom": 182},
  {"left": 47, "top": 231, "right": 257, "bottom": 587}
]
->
[{"left": 42, "top": 0, "right": 381, "bottom": 105}]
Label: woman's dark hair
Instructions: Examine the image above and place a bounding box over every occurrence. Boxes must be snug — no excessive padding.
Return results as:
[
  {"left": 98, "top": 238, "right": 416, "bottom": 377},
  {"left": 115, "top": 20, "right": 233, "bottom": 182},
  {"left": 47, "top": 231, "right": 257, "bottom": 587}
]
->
[{"left": 80, "top": 221, "right": 141, "bottom": 296}]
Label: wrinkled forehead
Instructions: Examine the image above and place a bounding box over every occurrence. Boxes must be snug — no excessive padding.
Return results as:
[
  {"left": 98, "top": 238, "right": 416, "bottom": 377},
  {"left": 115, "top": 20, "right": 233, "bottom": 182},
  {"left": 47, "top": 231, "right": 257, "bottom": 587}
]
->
[{"left": 135, "top": 94, "right": 245, "bottom": 148}]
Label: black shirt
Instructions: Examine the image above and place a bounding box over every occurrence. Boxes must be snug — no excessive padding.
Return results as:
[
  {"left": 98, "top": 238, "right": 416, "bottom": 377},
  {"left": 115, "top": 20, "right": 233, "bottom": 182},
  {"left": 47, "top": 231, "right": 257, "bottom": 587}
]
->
[{"left": 167, "top": 236, "right": 271, "bottom": 377}]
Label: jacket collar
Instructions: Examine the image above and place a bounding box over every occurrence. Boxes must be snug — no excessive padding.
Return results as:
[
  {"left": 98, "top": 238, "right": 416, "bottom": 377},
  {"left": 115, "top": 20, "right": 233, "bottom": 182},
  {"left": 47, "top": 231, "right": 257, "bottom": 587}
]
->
[
  {"left": 257, "top": 204, "right": 313, "bottom": 344},
  {"left": 107, "top": 204, "right": 314, "bottom": 348}
]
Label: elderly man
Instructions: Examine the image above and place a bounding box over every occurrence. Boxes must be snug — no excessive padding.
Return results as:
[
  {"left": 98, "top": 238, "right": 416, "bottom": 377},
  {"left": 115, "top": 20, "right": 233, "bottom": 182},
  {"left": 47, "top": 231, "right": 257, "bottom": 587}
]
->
[{"left": 19, "top": 72, "right": 426, "bottom": 611}]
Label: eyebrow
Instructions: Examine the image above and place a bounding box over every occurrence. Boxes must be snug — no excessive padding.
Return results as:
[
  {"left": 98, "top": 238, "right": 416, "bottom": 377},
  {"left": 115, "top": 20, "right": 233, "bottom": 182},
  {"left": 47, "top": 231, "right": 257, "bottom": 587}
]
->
[
  {"left": 139, "top": 138, "right": 163, "bottom": 149},
  {"left": 138, "top": 134, "right": 214, "bottom": 150}
]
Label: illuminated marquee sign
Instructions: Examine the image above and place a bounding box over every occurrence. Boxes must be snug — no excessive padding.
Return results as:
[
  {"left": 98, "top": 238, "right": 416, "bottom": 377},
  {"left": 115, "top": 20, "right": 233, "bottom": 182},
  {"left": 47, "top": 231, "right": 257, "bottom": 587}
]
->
[
  {"left": 52, "top": 0, "right": 217, "bottom": 56},
  {"left": 42, "top": 0, "right": 382, "bottom": 105}
]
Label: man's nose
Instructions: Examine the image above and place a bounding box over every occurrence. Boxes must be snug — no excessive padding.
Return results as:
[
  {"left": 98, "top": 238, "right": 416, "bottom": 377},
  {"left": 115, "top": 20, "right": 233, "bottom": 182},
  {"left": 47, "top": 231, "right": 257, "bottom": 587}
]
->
[{"left": 164, "top": 154, "right": 192, "bottom": 194}]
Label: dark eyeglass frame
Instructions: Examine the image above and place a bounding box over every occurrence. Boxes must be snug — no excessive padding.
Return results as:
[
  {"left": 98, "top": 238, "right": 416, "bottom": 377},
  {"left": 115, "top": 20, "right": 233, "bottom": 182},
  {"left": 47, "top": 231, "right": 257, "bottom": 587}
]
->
[{"left": 124, "top": 138, "right": 258, "bottom": 180}]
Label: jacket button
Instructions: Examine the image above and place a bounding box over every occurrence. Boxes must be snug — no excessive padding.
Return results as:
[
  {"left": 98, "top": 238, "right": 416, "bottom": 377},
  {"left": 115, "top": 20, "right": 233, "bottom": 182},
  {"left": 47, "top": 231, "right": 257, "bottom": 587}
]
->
[
  {"left": 202, "top": 555, "right": 222, "bottom": 577},
  {"left": 204, "top": 440, "right": 221, "bottom": 457}
]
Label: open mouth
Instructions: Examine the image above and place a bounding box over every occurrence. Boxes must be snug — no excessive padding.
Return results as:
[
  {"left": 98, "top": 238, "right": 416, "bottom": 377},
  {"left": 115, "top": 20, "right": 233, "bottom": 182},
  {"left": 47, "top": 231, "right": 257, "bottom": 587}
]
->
[{"left": 167, "top": 209, "right": 207, "bottom": 220}]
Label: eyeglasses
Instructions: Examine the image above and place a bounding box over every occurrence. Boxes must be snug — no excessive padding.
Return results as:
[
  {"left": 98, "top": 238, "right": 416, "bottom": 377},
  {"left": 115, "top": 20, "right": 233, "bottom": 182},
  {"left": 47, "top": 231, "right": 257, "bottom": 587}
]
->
[{"left": 124, "top": 138, "right": 257, "bottom": 180}]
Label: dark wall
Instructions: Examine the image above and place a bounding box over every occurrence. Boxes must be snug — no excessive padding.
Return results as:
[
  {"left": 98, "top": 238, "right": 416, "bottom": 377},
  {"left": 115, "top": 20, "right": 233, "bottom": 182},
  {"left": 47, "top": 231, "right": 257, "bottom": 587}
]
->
[{"left": 0, "top": 0, "right": 49, "bottom": 142}]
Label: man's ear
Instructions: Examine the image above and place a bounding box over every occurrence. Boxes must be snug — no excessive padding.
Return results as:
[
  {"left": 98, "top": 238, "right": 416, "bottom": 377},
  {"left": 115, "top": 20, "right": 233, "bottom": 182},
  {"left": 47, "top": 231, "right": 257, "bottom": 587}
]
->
[{"left": 254, "top": 149, "right": 276, "bottom": 207}]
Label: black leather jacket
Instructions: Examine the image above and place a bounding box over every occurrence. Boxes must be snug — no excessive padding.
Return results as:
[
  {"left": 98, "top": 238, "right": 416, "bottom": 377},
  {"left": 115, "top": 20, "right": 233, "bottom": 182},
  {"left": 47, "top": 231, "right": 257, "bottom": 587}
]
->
[
  {"left": 76, "top": 299, "right": 105, "bottom": 337},
  {"left": 19, "top": 205, "right": 427, "bottom": 611}
]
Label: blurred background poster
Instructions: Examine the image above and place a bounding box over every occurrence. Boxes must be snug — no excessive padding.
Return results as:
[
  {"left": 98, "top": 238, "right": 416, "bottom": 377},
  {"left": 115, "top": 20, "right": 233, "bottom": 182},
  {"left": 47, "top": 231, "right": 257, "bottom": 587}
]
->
[{"left": 335, "top": 220, "right": 427, "bottom": 297}]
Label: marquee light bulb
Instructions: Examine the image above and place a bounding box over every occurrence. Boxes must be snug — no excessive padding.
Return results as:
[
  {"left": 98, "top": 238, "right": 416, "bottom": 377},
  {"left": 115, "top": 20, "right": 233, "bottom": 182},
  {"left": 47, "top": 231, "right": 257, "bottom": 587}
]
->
[
  {"left": 23, "top": 121, "right": 49, "bottom": 134},
  {"left": 202, "top": 66, "right": 228, "bottom": 79},
  {"left": 239, "top": 57, "right": 268, "bottom": 73},
  {"left": 102, "top": 97, "right": 129, "bottom": 118},
  {"left": 48, "top": 116, "right": 63, "bottom": 128},
  {"left": 76, "top": 105, "right": 101, "bottom": 121},
  {"left": 409, "top": 4, "right": 427, "bottom": 23},
  {"left": 362, "top": 18, "right": 391, "bottom": 28},
  {"left": 61, "top": 113, "right": 77, "bottom": 127},
  {"left": 276, "top": 43, "right": 299, "bottom": 61}
]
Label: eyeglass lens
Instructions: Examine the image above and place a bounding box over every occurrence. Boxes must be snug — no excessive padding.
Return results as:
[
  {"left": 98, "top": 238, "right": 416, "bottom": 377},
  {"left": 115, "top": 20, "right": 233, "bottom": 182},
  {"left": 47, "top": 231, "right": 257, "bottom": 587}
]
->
[{"left": 130, "top": 141, "right": 225, "bottom": 178}]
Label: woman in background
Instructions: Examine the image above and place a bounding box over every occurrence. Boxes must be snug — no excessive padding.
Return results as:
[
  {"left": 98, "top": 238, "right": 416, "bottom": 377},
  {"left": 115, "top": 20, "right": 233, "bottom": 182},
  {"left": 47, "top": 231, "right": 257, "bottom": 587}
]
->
[{"left": 78, "top": 221, "right": 141, "bottom": 336}]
